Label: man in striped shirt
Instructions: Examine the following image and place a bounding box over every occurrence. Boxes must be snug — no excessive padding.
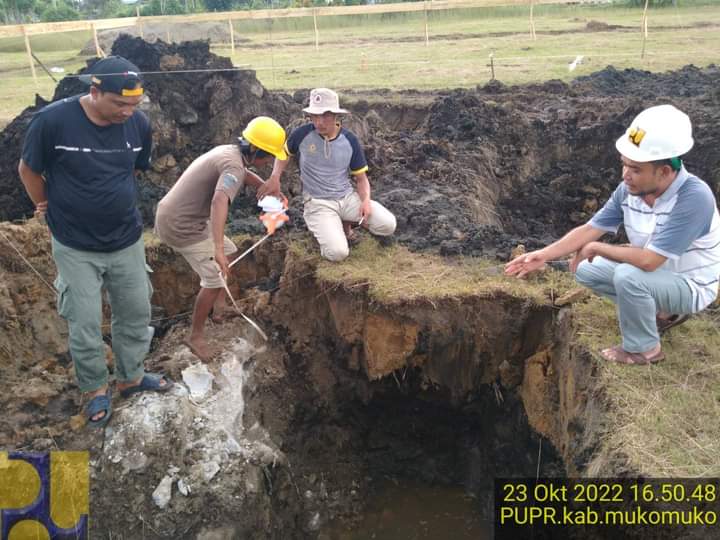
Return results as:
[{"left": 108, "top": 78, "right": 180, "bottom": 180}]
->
[{"left": 506, "top": 105, "right": 720, "bottom": 365}]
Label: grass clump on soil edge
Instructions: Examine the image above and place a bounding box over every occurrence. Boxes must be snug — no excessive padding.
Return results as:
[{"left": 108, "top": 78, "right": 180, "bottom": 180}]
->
[
  {"left": 293, "top": 234, "right": 720, "bottom": 478},
  {"left": 572, "top": 297, "right": 720, "bottom": 477},
  {"left": 306, "top": 235, "right": 578, "bottom": 305}
]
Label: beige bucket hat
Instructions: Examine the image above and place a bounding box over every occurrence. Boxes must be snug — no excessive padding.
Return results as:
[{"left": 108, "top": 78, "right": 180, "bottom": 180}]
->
[{"left": 302, "top": 88, "right": 349, "bottom": 115}]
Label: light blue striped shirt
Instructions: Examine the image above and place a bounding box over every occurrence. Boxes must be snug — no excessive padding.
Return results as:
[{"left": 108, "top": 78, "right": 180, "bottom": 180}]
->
[{"left": 590, "top": 167, "right": 720, "bottom": 311}]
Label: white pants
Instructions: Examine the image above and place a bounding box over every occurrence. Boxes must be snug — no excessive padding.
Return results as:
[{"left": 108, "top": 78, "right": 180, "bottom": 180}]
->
[{"left": 303, "top": 191, "right": 396, "bottom": 262}]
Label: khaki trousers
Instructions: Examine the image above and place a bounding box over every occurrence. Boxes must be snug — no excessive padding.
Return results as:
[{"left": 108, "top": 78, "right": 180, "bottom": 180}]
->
[{"left": 303, "top": 191, "right": 396, "bottom": 261}]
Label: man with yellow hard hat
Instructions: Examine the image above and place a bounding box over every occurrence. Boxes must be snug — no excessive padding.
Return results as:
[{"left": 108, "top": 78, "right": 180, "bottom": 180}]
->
[
  {"left": 506, "top": 104, "right": 720, "bottom": 365},
  {"left": 155, "top": 116, "right": 287, "bottom": 361}
]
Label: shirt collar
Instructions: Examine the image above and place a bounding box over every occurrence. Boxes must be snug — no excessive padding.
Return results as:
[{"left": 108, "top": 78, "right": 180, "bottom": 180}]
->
[{"left": 656, "top": 165, "right": 688, "bottom": 203}]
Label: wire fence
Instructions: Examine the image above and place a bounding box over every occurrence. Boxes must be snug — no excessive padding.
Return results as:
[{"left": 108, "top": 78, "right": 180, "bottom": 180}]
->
[{"left": 1, "top": 1, "right": 719, "bottom": 123}]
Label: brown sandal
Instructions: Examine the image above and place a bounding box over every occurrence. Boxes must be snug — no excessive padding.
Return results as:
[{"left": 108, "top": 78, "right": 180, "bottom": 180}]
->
[
  {"left": 599, "top": 345, "right": 665, "bottom": 365},
  {"left": 656, "top": 314, "right": 690, "bottom": 334}
]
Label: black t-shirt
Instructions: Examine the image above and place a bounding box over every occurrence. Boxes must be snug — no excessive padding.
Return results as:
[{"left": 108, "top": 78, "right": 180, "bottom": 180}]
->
[{"left": 21, "top": 94, "right": 152, "bottom": 252}]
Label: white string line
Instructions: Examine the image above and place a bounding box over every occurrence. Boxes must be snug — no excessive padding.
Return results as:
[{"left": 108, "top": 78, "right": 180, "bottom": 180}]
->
[
  {"left": 0, "top": 228, "right": 57, "bottom": 293},
  {"left": 6, "top": 46, "right": 718, "bottom": 85},
  {"left": 0, "top": 227, "right": 323, "bottom": 327}
]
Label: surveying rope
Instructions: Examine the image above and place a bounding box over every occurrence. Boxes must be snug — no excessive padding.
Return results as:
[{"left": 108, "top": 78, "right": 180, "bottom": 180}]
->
[
  {"left": 0, "top": 227, "right": 323, "bottom": 327},
  {"left": 0, "top": 227, "right": 57, "bottom": 294}
]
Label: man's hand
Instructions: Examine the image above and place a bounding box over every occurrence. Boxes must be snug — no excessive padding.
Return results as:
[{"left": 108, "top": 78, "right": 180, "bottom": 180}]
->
[
  {"left": 569, "top": 242, "right": 599, "bottom": 273},
  {"left": 214, "top": 248, "right": 230, "bottom": 279},
  {"left": 359, "top": 198, "right": 372, "bottom": 224},
  {"left": 257, "top": 175, "right": 281, "bottom": 199},
  {"left": 505, "top": 250, "right": 547, "bottom": 278},
  {"left": 34, "top": 200, "right": 48, "bottom": 222}
]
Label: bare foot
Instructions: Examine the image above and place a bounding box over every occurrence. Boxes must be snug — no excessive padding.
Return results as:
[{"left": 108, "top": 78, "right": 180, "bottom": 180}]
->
[
  {"left": 599, "top": 343, "right": 663, "bottom": 364},
  {"left": 209, "top": 307, "right": 239, "bottom": 323},
  {"left": 183, "top": 336, "right": 217, "bottom": 362}
]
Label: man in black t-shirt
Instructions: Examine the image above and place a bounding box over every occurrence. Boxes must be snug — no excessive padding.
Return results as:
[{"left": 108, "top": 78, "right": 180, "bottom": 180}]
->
[{"left": 18, "top": 56, "right": 172, "bottom": 429}]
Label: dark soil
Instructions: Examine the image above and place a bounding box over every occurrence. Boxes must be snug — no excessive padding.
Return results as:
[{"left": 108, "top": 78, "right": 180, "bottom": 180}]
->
[{"left": 3, "top": 38, "right": 718, "bottom": 261}]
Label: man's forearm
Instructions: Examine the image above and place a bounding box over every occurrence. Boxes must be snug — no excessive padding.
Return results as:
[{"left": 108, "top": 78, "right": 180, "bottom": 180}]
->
[
  {"left": 270, "top": 158, "right": 289, "bottom": 181},
  {"left": 539, "top": 224, "right": 606, "bottom": 261},
  {"left": 592, "top": 243, "right": 665, "bottom": 272},
  {"left": 18, "top": 159, "right": 47, "bottom": 204},
  {"left": 245, "top": 170, "right": 264, "bottom": 189},
  {"left": 355, "top": 173, "right": 371, "bottom": 201},
  {"left": 210, "top": 195, "right": 229, "bottom": 249}
]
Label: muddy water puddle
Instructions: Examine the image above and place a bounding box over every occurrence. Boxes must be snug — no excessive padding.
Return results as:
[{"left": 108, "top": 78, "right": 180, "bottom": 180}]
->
[{"left": 325, "top": 479, "right": 490, "bottom": 540}]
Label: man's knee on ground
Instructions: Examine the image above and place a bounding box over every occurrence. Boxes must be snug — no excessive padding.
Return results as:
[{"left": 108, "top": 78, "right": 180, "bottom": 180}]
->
[
  {"left": 372, "top": 213, "right": 397, "bottom": 236},
  {"left": 321, "top": 243, "right": 350, "bottom": 262}
]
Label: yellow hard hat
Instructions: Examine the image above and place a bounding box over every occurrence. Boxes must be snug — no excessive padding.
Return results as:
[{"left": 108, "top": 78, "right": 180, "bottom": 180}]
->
[{"left": 242, "top": 116, "right": 288, "bottom": 160}]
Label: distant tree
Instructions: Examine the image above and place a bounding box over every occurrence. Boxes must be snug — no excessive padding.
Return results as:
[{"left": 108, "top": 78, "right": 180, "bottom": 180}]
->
[
  {"left": 203, "top": 0, "right": 233, "bottom": 11},
  {"left": 40, "top": 1, "right": 80, "bottom": 20},
  {"left": 1, "top": 0, "right": 37, "bottom": 23}
]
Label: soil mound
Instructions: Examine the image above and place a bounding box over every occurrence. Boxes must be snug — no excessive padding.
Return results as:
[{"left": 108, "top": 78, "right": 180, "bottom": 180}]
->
[
  {"left": 1, "top": 37, "right": 719, "bottom": 260},
  {"left": 0, "top": 35, "right": 296, "bottom": 225},
  {"left": 79, "top": 21, "right": 247, "bottom": 55}
]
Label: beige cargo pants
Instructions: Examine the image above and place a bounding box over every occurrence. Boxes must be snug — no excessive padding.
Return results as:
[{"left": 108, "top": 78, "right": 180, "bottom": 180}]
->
[{"left": 303, "top": 191, "right": 396, "bottom": 261}]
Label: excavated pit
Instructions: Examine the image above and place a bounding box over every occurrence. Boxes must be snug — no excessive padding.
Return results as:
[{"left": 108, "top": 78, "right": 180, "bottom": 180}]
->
[{"left": 1, "top": 36, "right": 719, "bottom": 538}]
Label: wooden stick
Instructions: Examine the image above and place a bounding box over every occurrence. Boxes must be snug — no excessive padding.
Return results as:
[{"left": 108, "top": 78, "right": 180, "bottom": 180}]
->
[
  {"left": 313, "top": 9, "right": 319, "bottom": 51},
  {"left": 137, "top": 6, "right": 144, "bottom": 39},
  {"left": 22, "top": 27, "right": 38, "bottom": 88},
  {"left": 228, "top": 234, "right": 271, "bottom": 268},
  {"left": 31, "top": 51, "right": 57, "bottom": 82},
  {"left": 424, "top": 0, "right": 430, "bottom": 47},
  {"left": 640, "top": 0, "right": 650, "bottom": 59},
  {"left": 530, "top": 0, "right": 537, "bottom": 41},
  {"left": 92, "top": 23, "right": 105, "bottom": 58}
]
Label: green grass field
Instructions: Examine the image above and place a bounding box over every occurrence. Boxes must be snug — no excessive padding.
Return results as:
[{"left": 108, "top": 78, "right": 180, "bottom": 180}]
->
[{"left": 1, "top": 1, "right": 720, "bottom": 126}]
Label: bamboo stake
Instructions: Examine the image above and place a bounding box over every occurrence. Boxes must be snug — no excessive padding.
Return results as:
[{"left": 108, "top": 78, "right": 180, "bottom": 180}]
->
[
  {"left": 640, "top": 0, "right": 650, "bottom": 59},
  {"left": 529, "top": 0, "right": 537, "bottom": 41},
  {"left": 313, "top": 9, "right": 319, "bottom": 51},
  {"left": 22, "top": 26, "right": 38, "bottom": 89},
  {"left": 166, "top": 29, "right": 171, "bottom": 43},
  {"left": 423, "top": 0, "right": 430, "bottom": 47},
  {"left": 92, "top": 23, "right": 105, "bottom": 58},
  {"left": 137, "top": 6, "right": 144, "bottom": 39},
  {"left": 228, "top": 19, "right": 234, "bottom": 54}
]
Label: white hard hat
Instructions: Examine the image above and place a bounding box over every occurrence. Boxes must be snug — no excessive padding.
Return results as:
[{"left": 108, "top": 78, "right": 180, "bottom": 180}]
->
[{"left": 615, "top": 104, "right": 693, "bottom": 162}]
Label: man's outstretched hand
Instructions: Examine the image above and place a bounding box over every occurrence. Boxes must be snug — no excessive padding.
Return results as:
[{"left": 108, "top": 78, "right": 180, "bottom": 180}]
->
[{"left": 504, "top": 250, "right": 547, "bottom": 278}]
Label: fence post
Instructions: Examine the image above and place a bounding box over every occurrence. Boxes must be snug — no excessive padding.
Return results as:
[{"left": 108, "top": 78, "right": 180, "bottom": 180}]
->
[
  {"left": 529, "top": 0, "right": 537, "bottom": 41},
  {"left": 313, "top": 9, "right": 319, "bottom": 51},
  {"left": 640, "top": 0, "right": 650, "bottom": 59},
  {"left": 228, "top": 19, "right": 235, "bottom": 54},
  {"left": 423, "top": 0, "right": 430, "bottom": 47},
  {"left": 136, "top": 6, "right": 144, "bottom": 39},
  {"left": 22, "top": 26, "right": 38, "bottom": 89},
  {"left": 92, "top": 23, "right": 105, "bottom": 57}
]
